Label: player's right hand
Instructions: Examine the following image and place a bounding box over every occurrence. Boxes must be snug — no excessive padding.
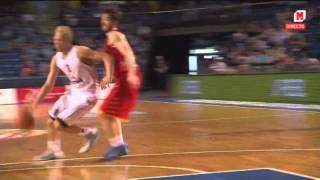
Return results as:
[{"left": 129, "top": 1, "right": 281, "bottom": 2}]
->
[{"left": 100, "top": 76, "right": 111, "bottom": 89}]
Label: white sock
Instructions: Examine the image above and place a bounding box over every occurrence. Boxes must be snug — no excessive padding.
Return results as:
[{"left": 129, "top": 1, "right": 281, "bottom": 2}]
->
[
  {"left": 109, "top": 136, "right": 124, "bottom": 147},
  {"left": 53, "top": 139, "right": 62, "bottom": 152},
  {"left": 47, "top": 141, "right": 55, "bottom": 152},
  {"left": 117, "top": 135, "right": 124, "bottom": 144},
  {"left": 48, "top": 140, "right": 62, "bottom": 153}
]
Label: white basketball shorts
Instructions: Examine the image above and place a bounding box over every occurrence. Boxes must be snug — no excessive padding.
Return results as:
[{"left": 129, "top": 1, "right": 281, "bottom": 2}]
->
[{"left": 48, "top": 91, "right": 97, "bottom": 125}]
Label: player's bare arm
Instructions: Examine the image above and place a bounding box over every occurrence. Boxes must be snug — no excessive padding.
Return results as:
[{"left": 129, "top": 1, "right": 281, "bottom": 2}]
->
[
  {"left": 32, "top": 55, "right": 59, "bottom": 109},
  {"left": 110, "top": 32, "right": 139, "bottom": 88},
  {"left": 77, "top": 46, "right": 113, "bottom": 88}
]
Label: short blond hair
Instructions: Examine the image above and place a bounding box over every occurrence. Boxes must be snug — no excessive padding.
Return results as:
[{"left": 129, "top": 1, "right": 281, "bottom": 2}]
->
[{"left": 54, "top": 25, "right": 73, "bottom": 42}]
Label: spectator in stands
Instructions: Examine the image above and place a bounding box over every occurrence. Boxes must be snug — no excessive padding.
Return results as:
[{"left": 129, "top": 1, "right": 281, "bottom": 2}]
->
[
  {"left": 153, "top": 56, "right": 168, "bottom": 91},
  {"left": 20, "top": 58, "right": 36, "bottom": 76},
  {"left": 37, "top": 62, "right": 50, "bottom": 76},
  {"left": 272, "top": 46, "right": 295, "bottom": 71},
  {"left": 286, "top": 34, "right": 306, "bottom": 56},
  {"left": 209, "top": 59, "right": 237, "bottom": 74},
  {"left": 271, "top": 24, "right": 292, "bottom": 46},
  {"left": 40, "top": 43, "right": 54, "bottom": 60},
  {"left": 249, "top": 36, "right": 269, "bottom": 51},
  {"left": 232, "top": 30, "right": 248, "bottom": 49}
]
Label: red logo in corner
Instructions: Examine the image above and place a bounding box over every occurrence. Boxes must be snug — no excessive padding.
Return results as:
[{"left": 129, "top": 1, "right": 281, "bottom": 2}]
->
[{"left": 285, "top": 10, "right": 306, "bottom": 31}]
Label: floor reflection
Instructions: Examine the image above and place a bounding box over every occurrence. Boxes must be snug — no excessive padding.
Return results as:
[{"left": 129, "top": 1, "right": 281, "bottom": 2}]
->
[{"left": 45, "top": 160, "right": 129, "bottom": 180}]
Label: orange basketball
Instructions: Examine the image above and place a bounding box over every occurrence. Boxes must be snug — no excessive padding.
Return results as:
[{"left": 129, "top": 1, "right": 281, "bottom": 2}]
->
[{"left": 14, "top": 105, "right": 35, "bottom": 130}]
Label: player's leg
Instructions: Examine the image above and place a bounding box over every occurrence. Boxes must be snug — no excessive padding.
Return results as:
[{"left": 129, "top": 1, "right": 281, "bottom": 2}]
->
[
  {"left": 55, "top": 120, "right": 83, "bottom": 134},
  {"left": 54, "top": 96, "right": 99, "bottom": 153},
  {"left": 98, "top": 113, "right": 124, "bottom": 146},
  {"left": 99, "top": 113, "right": 114, "bottom": 141},
  {"left": 33, "top": 118, "right": 64, "bottom": 161},
  {"left": 33, "top": 96, "right": 66, "bottom": 161},
  {"left": 47, "top": 118, "right": 56, "bottom": 141},
  {"left": 108, "top": 116, "right": 124, "bottom": 146},
  {"left": 98, "top": 112, "right": 128, "bottom": 161},
  {"left": 97, "top": 84, "right": 128, "bottom": 160},
  {"left": 99, "top": 71, "right": 141, "bottom": 161},
  {"left": 48, "top": 118, "right": 63, "bottom": 154}
]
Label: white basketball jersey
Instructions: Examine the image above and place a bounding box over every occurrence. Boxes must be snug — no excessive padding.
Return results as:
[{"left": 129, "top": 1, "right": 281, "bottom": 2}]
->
[{"left": 55, "top": 46, "right": 97, "bottom": 94}]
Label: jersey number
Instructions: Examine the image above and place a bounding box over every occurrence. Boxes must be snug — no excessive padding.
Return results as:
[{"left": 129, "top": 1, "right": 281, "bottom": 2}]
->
[
  {"left": 66, "top": 64, "right": 72, "bottom": 73},
  {"left": 65, "top": 64, "right": 82, "bottom": 83}
]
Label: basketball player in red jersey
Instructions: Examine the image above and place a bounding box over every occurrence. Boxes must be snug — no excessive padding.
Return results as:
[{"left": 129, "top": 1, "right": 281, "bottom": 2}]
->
[{"left": 99, "top": 8, "right": 142, "bottom": 161}]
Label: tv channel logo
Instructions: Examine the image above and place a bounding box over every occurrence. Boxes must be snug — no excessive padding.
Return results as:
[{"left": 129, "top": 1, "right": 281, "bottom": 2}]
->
[{"left": 285, "top": 10, "right": 306, "bottom": 31}]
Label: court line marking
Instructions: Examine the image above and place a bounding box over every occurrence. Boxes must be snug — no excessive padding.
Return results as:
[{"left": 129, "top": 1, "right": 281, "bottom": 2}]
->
[
  {"left": 129, "top": 167, "right": 268, "bottom": 180},
  {"left": 0, "top": 129, "right": 47, "bottom": 139},
  {"left": 267, "top": 168, "right": 320, "bottom": 180},
  {"left": 129, "top": 167, "right": 320, "bottom": 180},
  {"left": 140, "top": 100, "right": 320, "bottom": 113},
  {"left": 0, "top": 164, "right": 205, "bottom": 173},
  {"left": 126, "top": 113, "right": 320, "bottom": 126},
  {"left": 1, "top": 112, "right": 314, "bottom": 140},
  {"left": 84, "top": 111, "right": 146, "bottom": 118},
  {"left": 1, "top": 148, "right": 320, "bottom": 167},
  {"left": 178, "top": 99, "right": 320, "bottom": 111},
  {"left": 78, "top": 112, "right": 320, "bottom": 127}
]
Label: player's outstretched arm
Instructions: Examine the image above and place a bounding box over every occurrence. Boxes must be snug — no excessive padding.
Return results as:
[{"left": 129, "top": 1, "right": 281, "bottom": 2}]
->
[
  {"left": 32, "top": 55, "right": 59, "bottom": 109},
  {"left": 77, "top": 46, "right": 113, "bottom": 88}
]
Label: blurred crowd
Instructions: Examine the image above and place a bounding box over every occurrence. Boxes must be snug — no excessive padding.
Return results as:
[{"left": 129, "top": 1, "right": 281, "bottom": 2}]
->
[
  {"left": 0, "top": 1, "right": 319, "bottom": 79},
  {"left": 0, "top": 1, "right": 153, "bottom": 77},
  {"left": 0, "top": 11, "right": 55, "bottom": 77},
  {"left": 210, "top": 24, "right": 320, "bottom": 74},
  {"left": 209, "top": 6, "right": 320, "bottom": 74}
]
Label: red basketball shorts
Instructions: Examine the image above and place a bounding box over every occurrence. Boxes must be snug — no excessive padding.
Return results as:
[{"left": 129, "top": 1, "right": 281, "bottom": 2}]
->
[{"left": 100, "top": 69, "right": 142, "bottom": 121}]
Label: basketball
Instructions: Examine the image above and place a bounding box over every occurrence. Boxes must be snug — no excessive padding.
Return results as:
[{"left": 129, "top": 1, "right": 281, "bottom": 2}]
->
[{"left": 14, "top": 105, "right": 35, "bottom": 130}]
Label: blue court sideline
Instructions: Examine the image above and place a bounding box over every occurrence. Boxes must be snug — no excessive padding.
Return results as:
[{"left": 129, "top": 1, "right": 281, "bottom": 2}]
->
[{"left": 142, "top": 169, "right": 314, "bottom": 180}]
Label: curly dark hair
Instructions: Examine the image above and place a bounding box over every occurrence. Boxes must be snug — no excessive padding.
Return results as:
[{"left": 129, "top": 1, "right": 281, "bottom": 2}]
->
[{"left": 101, "top": 7, "right": 122, "bottom": 21}]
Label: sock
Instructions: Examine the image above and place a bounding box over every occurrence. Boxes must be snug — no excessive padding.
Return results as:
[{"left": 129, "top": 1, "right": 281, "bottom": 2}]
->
[
  {"left": 53, "top": 139, "right": 62, "bottom": 152},
  {"left": 108, "top": 137, "right": 117, "bottom": 147},
  {"left": 109, "top": 136, "right": 124, "bottom": 147},
  {"left": 47, "top": 141, "right": 55, "bottom": 152},
  {"left": 117, "top": 135, "right": 124, "bottom": 144},
  {"left": 48, "top": 139, "right": 62, "bottom": 153}
]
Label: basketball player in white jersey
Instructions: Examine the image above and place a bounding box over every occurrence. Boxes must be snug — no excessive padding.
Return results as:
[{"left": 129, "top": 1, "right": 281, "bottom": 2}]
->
[{"left": 32, "top": 26, "right": 112, "bottom": 160}]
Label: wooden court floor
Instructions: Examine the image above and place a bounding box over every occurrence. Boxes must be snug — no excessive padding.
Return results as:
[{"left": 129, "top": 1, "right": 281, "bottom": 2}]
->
[{"left": 0, "top": 101, "right": 320, "bottom": 179}]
